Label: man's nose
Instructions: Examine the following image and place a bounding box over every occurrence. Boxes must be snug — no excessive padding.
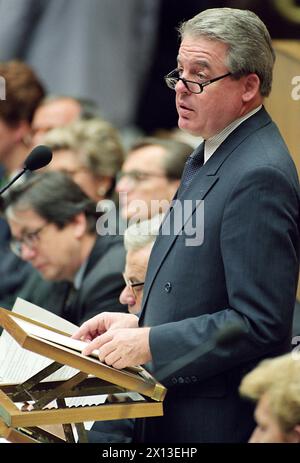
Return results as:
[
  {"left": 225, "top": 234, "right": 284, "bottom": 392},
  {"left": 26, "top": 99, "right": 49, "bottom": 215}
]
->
[
  {"left": 119, "top": 286, "right": 135, "bottom": 306},
  {"left": 176, "top": 78, "right": 190, "bottom": 94},
  {"left": 116, "top": 175, "right": 133, "bottom": 193},
  {"left": 20, "top": 244, "right": 37, "bottom": 261}
]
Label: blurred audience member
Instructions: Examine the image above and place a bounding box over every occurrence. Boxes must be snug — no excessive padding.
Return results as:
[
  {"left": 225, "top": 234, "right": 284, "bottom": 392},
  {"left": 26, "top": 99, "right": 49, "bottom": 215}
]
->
[
  {"left": 42, "top": 117, "right": 124, "bottom": 203},
  {"left": 0, "top": 60, "right": 45, "bottom": 182},
  {"left": 239, "top": 354, "right": 300, "bottom": 443},
  {"left": 116, "top": 138, "right": 193, "bottom": 221},
  {"left": 120, "top": 214, "right": 162, "bottom": 314},
  {"left": 31, "top": 95, "right": 101, "bottom": 146},
  {"left": 3, "top": 172, "right": 126, "bottom": 325},
  {"left": 0, "top": 59, "right": 45, "bottom": 309},
  {"left": 88, "top": 214, "right": 162, "bottom": 443}
]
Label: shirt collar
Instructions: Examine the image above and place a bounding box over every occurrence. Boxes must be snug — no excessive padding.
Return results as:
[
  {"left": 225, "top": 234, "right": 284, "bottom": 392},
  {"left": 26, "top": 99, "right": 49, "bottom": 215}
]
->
[
  {"left": 73, "top": 259, "right": 88, "bottom": 290},
  {"left": 204, "top": 105, "right": 262, "bottom": 164}
]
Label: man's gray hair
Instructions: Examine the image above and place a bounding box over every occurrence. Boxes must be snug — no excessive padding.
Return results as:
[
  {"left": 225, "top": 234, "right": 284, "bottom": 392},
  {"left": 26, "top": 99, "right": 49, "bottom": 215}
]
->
[
  {"left": 124, "top": 214, "right": 163, "bottom": 252},
  {"left": 178, "top": 8, "right": 275, "bottom": 97}
]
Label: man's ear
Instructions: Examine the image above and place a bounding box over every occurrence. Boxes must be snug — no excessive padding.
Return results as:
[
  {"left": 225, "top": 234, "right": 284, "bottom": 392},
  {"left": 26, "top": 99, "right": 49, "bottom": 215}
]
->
[
  {"left": 14, "top": 120, "right": 32, "bottom": 145},
  {"left": 241, "top": 73, "right": 261, "bottom": 103},
  {"left": 72, "top": 212, "right": 87, "bottom": 239}
]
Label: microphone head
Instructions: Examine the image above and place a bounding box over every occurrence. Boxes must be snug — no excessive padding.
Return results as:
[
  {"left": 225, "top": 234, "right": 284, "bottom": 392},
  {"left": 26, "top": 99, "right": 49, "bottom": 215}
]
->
[
  {"left": 23, "top": 145, "right": 52, "bottom": 171},
  {"left": 215, "top": 323, "right": 244, "bottom": 348}
]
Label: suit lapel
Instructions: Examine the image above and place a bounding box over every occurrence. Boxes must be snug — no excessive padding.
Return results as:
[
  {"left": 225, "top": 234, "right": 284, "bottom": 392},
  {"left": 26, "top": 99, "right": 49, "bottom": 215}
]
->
[
  {"left": 140, "top": 107, "right": 273, "bottom": 317},
  {"left": 140, "top": 174, "right": 218, "bottom": 321}
]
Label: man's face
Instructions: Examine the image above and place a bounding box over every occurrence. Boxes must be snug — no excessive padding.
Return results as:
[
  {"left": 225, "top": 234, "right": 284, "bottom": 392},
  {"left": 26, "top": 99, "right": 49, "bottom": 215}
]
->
[
  {"left": 31, "top": 99, "right": 81, "bottom": 146},
  {"left": 8, "top": 207, "right": 83, "bottom": 281},
  {"left": 175, "top": 35, "right": 248, "bottom": 138},
  {"left": 116, "top": 145, "right": 179, "bottom": 221},
  {"left": 249, "top": 394, "right": 297, "bottom": 443},
  {"left": 119, "top": 245, "right": 152, "bottom": 314},
  {"left": 45, "top": 149, "right": 102, "bottom": 202}
]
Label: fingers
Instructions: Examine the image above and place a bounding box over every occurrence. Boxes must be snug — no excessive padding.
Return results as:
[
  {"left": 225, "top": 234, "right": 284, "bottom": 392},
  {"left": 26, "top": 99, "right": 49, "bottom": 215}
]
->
[
  {"left": 82, "top": 331, "right": 113, "bottom": 356},
  {"left": 72, "top": 312, "right": 135, "bottom": 341},
  {"left": 81, "top": 331, "right": 123, "bottom": 368},
  {"left": 72, "top": 314, "right": 105, "bottom": 340}
]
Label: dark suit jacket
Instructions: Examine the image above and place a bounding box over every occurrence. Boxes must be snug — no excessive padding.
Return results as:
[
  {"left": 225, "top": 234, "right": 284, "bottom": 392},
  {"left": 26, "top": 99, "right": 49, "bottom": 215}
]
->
[
  {"left": 19, "top": 234, "right": 126, "bottom": 326},
  {"left": 135, "top": 107, "right": 300, "bottom": 443}
]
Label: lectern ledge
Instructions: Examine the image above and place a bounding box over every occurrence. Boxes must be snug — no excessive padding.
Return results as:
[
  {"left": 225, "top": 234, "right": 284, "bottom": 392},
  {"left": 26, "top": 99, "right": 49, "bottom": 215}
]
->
[{"left": 0, "top": 307, "right": 166, "bottom": 443}]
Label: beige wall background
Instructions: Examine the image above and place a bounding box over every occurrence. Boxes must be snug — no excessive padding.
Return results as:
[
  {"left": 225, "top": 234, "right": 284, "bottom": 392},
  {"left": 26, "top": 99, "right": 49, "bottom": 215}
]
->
[{"left": 265, "top": 40, "right": 300, "bottom": 300}]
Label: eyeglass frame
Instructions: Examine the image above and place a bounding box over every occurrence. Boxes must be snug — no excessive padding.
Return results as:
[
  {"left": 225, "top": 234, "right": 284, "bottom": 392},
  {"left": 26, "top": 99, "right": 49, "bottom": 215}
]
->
[
  {"left": 116, "top": 170, "right": 167, "bottom": 185},
  {"left": 10, "top": 223, "right": 49, "bottom": 257},
  {"left": 123, "top": 273, "right": 145, "bottom": 299},
  {"left": 164, "top": 69, "right": 232, "bottom": 94}
]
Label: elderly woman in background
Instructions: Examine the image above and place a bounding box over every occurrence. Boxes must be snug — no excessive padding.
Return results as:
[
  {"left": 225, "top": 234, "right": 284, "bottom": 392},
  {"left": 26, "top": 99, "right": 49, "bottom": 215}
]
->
[
  {"left": 239, "top": 353, "right": 300, "bottom": 443},
  {"left": 42, "top": 117, "right": 124, "bottom": 203}
]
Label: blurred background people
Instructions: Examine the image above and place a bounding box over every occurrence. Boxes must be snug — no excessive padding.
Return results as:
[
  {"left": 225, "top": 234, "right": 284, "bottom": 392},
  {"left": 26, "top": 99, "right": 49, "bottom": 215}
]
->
[
  {"left": 88, "top": 214, "right": 162, "bottom": 443},
  {"left": 3, "top": 172, "right": 126, "bottom": 325},
  {"left": 120, "top": 214, "right": 163, "bottom": 314},
  {"left": 41, "top": 117, "right": 124, "bottom": 203},
  {"left": 31, "top": 95, "right": 101, "bottom": 146},
  {"left": 116, "top": 138, "right": 193, "bottom": 221},
  {"left": 0, "top": 60, "right": 45, "bottom": 185},
  {"left": 239, "top": 353, "right": 300, "bottom": 443},
  {"left": 0, "top": 59, "right": 45, "bottom": 309}
]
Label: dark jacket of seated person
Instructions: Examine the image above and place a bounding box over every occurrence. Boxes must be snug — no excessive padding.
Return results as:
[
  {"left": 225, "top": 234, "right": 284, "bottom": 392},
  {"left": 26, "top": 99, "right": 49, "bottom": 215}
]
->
[{"left": 3, "top": 171, "right": 126, "bottom": 325}]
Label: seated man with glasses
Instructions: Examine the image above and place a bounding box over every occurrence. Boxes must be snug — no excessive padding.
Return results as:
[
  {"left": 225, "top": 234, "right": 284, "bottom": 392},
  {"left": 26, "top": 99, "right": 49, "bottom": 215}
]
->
[
  {"left": 116, "top": 137, "right": 193, "bottom": 222},
  {"left": 119, "top": 214, "right": 163, "bottom": 315},
  {"left": 88, "top": 214, "right": 162, "bottom": 443},
  {"left": 3, "top": 171, "right": 126, "bottom": 325}
]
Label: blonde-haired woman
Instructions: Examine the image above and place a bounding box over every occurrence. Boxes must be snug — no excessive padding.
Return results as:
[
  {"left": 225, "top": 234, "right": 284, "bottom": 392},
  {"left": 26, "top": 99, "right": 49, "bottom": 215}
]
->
[{"left": 42, "top": 117, "right": 124, "bottom": 202}]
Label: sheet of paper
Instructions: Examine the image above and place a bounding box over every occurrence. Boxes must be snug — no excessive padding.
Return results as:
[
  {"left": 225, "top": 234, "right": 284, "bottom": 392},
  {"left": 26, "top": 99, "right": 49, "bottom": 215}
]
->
[
  {"left": 12, "top": 297, "right": 77, "bottom": 335},
  {"left": 0, "top": 298, "right": 85, "bottom": 383},
  {"left": 12, "top": 317, "right": 100, "bottom": 360}
]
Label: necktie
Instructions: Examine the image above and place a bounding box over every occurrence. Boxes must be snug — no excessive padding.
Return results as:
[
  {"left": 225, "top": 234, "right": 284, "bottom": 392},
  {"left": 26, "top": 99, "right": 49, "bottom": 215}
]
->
[
  {"left": 179, "top": 142, "right": 205, "bottom": 194},
  {"left": 62, "top": 283, "right": 78, "bottom": 319}
]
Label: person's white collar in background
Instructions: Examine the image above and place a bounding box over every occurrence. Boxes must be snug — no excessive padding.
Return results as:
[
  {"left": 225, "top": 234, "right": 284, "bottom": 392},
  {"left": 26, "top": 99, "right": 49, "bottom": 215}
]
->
[{"left": 204, "top": 105, "right": 262, "bottom": 164}]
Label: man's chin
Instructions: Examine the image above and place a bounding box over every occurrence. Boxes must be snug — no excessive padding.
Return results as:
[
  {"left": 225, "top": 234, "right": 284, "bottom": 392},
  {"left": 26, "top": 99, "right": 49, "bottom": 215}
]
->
[{"left": 36, "top": 268, "right": 58, "bottom": 281}]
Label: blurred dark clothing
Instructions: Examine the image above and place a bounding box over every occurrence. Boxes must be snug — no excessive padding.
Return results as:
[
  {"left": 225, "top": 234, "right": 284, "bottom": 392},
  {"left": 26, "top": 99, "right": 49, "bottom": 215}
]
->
[
  {"left": 19, "top": 234, "right": 126, "bottom": 325},
  {"left": 88, "top": 419, "right": 134, "bottom": 443},
  {"left": 0, "top": 224, "right": 33, "bottom": 309},
  {"left": 293, "top": 300, "right": 300, "bottom": 337}
]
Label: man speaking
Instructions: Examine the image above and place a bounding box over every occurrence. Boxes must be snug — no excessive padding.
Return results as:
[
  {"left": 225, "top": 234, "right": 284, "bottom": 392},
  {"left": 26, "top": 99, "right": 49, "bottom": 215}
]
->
[{"left": 73, "top": 8, "right": 300, "bottom": 442}]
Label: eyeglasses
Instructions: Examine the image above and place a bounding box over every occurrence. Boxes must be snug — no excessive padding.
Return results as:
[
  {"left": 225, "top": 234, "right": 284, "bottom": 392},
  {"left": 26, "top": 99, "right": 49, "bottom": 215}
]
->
[
  {"left": 116, "top": 170, "right": 166, "bottom": 185},
  {"left": 10, "top": 223, "right": 49, "bottom": 257},
  {"left": 123, "top": 273, "right": 145, "bottom": 298},
  {"left": 164, "top": 69, "right": 232, "bottom": 94}
]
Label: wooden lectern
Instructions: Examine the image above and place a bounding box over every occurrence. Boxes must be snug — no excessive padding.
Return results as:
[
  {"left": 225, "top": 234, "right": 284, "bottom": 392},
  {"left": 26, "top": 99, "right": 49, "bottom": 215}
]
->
[{"left": 0, "top": 308, "right": 166, "bottom": 443}]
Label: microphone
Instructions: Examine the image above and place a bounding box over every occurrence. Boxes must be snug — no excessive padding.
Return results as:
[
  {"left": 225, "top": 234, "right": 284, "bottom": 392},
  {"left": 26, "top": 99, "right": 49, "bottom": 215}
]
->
[
  {"left": 155, "top": 322, "right": 244, "bottom": 382},
  {"left": 0, "top": 145, "right": 52, "bottom": 196}
]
